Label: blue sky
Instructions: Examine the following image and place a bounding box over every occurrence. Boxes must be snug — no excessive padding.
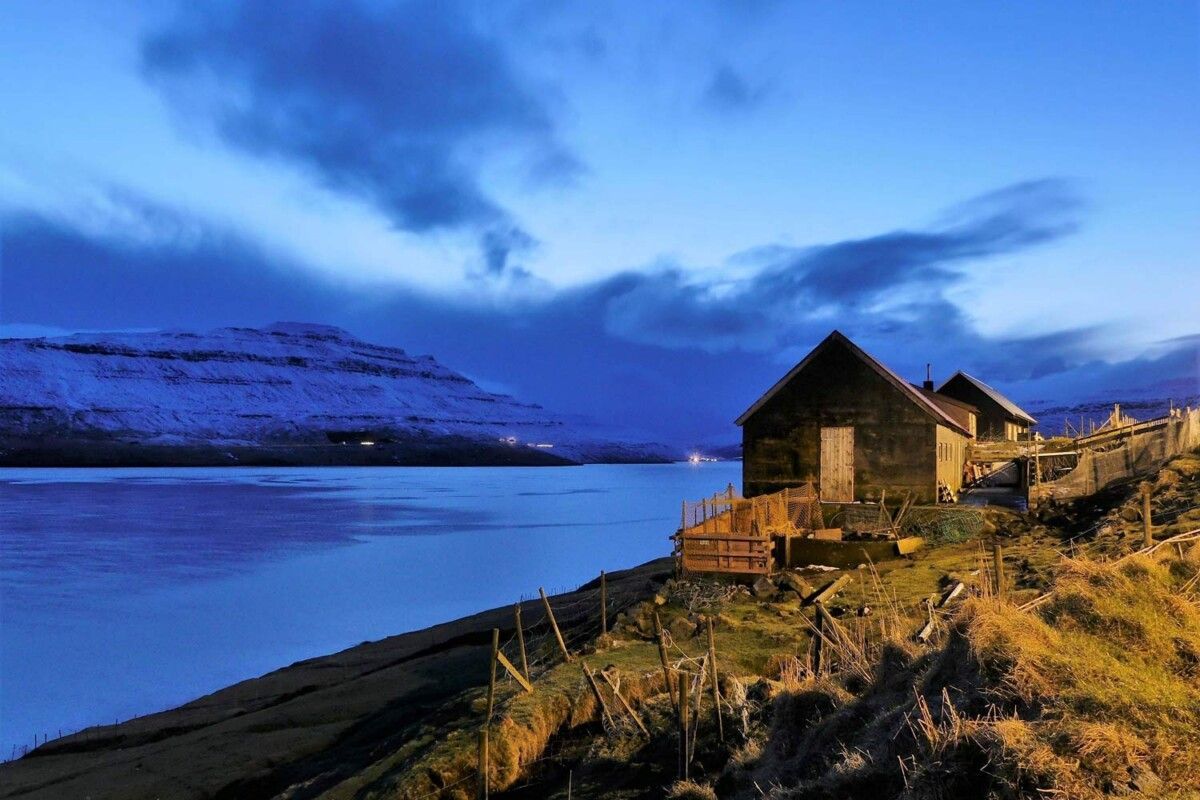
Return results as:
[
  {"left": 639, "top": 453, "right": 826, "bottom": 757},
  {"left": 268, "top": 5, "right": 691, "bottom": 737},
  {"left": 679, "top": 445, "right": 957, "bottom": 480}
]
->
[{"left": 1, "top": 1, "right": 1197, "bottom": 443}]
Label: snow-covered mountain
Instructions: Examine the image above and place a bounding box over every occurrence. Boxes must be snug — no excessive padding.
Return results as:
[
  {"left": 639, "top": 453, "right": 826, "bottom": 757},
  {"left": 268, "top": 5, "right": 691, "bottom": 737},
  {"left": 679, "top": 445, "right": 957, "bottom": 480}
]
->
[{"left": 0, "top": 323, "right": 673, "bottom": 466}]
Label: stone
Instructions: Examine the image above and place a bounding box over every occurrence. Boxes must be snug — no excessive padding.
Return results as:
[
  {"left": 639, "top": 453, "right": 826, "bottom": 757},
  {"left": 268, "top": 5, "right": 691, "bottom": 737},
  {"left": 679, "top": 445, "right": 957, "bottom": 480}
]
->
[
  {"left": 1129, "top": 768, "right": 1162, "bottom": 794},
  {"left": 668, "top": 614, "right": 696, "bottom": 641},
  {"left": 752, "top": 575, "right": 778, "bottom": 599}
]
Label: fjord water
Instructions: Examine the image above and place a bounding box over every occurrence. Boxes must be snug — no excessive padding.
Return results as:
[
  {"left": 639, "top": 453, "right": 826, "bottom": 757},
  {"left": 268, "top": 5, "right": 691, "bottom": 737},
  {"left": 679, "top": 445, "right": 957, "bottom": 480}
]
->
[{"left": 0, "top": 462, "right": 738, "bottom": 754}]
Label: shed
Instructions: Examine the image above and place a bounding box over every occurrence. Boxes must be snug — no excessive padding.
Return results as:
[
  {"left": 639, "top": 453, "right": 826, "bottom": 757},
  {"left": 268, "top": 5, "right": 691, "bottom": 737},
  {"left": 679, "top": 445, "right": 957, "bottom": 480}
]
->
[
  {"left": 735, "top": 331, "right": 974, "bottom": 504},
  {"left": 936, "top": 371, "right": 1036, "bottom": 441}
]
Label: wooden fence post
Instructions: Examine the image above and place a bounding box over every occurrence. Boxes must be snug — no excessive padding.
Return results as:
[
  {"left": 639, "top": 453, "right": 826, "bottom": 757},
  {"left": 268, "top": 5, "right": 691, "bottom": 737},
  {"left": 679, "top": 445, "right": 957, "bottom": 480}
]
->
[
  {"left": 600, "top": 571, "right": 607, "bottom": 635},
  {"left": 811, "top": 602, "right": 826, "bottom": 674},
  {"left": 654, "top": 613, "right": 678, "bottom": 715},
  {"left": 598, "top": 669, "right": 650, "bottom": 736},
  {"left": 992, "top": 542, "right": 1004, "bottom": 599},
  {"left": 678, "top": 670, "right": 690, "bottom": 780},
  {"left": 706, "top": 618, "right": 724, "bottom": 742},
  {"left": 478, "top": 628, "right": 499, "bottom": 799},
  {"left": 539, "top": 587, "right": 573, "bottom": 662},
  {"left": 514, "top": 603, "right": 529, "bottom": 681},
  {"left": 1142, "top": 485, "right": 1153, "bottom": 548}
]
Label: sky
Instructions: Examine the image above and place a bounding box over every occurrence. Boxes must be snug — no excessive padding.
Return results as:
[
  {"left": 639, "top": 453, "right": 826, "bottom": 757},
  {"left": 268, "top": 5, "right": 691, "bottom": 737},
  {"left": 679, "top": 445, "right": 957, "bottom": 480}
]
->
[{"left": 1, "top": 0, "right": 1197, "bottom": 444}]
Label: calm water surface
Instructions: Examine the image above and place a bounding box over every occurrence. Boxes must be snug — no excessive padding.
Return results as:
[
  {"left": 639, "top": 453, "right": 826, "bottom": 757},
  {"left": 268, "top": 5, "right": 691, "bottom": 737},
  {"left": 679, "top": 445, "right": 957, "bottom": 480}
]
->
[{"left": 0, "top": 463, "right": 738, "bottom": 752}]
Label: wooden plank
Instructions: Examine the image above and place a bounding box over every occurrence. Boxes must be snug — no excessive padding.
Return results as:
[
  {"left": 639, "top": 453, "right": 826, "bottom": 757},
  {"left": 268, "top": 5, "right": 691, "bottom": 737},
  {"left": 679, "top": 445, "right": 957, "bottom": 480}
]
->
[
  {"left": 808, "top": 574, "right": 851, "bottom": 605},
  {"left": 936, "top": 581, "right": 965, "bottom": 608},
  {"left": 496, "top": 650, "right": 534, "bottom": 694}
]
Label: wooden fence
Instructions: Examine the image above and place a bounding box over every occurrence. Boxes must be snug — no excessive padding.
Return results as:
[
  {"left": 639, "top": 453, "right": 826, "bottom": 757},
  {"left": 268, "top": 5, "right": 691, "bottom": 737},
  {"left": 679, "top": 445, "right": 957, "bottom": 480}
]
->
[{"left": 674, "top": 484, "right": 820, "bottom": 575}]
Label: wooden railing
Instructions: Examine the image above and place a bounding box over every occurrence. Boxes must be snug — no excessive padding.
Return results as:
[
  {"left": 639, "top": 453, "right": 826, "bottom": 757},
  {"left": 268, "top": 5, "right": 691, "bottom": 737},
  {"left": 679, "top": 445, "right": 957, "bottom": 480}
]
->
[{"left": 675, "top": 483, "right": 821, "bottom": 576}]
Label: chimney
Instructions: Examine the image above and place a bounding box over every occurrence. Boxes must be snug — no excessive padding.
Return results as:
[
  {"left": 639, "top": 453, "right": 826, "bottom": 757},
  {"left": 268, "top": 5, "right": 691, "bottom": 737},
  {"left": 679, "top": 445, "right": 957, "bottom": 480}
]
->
[{"left": 923, "top": 363, "right": 934, "bottom": 391}]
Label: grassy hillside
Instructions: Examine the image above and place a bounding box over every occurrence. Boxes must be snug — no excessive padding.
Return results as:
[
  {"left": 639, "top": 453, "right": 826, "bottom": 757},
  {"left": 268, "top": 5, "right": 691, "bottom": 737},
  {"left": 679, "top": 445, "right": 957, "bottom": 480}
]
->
[{"left": 3, "top": 453, "right": 1198, "bottom": 799}]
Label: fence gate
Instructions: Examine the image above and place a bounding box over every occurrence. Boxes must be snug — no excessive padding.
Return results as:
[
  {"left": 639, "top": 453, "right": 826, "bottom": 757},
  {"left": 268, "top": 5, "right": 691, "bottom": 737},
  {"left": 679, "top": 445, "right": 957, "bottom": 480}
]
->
[{"left": 820, "top": 426, "right": 854, "bottom": 501}]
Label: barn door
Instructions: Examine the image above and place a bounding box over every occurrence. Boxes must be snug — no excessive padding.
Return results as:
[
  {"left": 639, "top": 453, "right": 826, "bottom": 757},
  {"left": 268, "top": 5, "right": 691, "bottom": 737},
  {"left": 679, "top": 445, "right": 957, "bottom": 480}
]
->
[{"left": 820, "top": 426, "right": 854, "bottom": 501}]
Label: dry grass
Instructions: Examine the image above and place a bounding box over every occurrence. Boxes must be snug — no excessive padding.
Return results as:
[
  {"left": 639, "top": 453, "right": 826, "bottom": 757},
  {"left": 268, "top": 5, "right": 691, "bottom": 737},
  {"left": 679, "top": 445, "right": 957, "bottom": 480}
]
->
[{"left": 725, "top": 544, "right": 1200, "bottom": 799}]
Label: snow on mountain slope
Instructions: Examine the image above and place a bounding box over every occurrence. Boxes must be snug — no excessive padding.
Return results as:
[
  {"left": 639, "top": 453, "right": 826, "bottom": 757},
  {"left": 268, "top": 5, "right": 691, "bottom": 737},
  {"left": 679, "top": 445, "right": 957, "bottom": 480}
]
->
[{"left": 0, "top": 323, "right": 672, "bottom": 465}]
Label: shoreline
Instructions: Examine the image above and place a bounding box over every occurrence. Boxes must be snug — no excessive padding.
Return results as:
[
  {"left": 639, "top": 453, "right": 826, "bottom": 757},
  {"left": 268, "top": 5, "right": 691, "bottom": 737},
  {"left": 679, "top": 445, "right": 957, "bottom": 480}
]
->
[
  {"left": 0, "top": 557, "right": 674, "bottom": 800},
  {"left": 0, "top": 438, "right": 676, "bottom": 468}
]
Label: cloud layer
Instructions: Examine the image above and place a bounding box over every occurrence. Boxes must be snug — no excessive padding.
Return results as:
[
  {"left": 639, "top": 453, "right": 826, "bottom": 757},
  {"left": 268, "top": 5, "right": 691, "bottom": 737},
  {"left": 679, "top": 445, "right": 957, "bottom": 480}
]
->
[
  {"left": 2, "top": 180, "right": 1193, "bottom": 444},
  {"left": 142, "top": 0, "right": 577, "bottom": 274}
]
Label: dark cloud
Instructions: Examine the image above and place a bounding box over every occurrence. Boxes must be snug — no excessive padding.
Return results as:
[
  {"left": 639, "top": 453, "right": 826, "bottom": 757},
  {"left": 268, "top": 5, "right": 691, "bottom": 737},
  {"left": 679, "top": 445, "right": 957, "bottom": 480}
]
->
[
  {"left": 701, "top": 64, "right": 769, "bottom": 112},
  {"left": 141, "top": 0, "right": 580, "bottom": 276},
  {"left": 603, "top": 179, "right": 1084, "bottom": 357},
  {"left": 5, "top": 180, "right": 1189, "bottom": 445},
  {"left": 479, "top": 224, "right": 538, "bottom": 278}
]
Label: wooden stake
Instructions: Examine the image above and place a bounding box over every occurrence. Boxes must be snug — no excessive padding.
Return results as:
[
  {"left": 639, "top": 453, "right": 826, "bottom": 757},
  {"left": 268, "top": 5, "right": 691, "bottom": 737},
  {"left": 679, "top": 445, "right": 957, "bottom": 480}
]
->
[
  {"left": 706, "top": 618, "right": 724, "bottom": 742},
  {"left": 478, "top": 628, "right": 499, "bottom": 799},
  {"left": 677, "top": 670, "right": 690, "bottom": 780},
  {"left": 477, "top": 730, "right": 487, "bottom": 800},
  {"left": 811, "top": 603, "right": 825, "bottom": 674},
  {"left": 654, "top": 613, "right": 678, "bottom": 715},
  {"left": 992, "top": 543, "right": 1004, "bottom": 599},
  {"left": 496, "top": 650, "right": 534, "bottom": 694},
  {"left": 1142, "top": 485, "right": 1153, "bottom": 548},
  {"left": 581, "top": 660, "right": 616, "bottom": 731},
  {"left": 598, "top": 669, "right": 649, "bottom": 736},
  {"left": 539, "top": 587, "right": 573, "bottom": 662},
  {"left": 514, "top": 603, "right": 529, "bottom": 681},
  {"left": 688, "top": 656, "right": 707, "bottom": 764},
  {"left": 600, "top": 571, "right": 607, "bottom": 635}
]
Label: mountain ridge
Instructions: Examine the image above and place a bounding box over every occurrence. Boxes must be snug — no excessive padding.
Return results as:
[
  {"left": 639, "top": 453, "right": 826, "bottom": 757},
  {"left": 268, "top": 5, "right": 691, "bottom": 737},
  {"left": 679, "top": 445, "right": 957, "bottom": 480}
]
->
[{"left": 0, "top": 323, "right": 673, "bottom": 466}]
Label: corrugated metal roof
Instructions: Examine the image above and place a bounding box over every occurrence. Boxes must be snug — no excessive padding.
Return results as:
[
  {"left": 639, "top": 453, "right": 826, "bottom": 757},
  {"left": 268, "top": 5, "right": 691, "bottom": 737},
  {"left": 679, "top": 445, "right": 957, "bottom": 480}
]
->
[
  {"left": 939, "top": 371, "right": 1037, "bottom": 425},
  {"left": 735, "top": 331, "right": 972, "bottom": 435}
]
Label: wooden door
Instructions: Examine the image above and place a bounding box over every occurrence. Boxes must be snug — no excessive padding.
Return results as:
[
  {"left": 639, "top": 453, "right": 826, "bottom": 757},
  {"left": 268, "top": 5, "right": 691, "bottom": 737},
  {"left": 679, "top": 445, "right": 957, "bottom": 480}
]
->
[{"left": 820, "top": 426, "right": 854, "bottom": 501}]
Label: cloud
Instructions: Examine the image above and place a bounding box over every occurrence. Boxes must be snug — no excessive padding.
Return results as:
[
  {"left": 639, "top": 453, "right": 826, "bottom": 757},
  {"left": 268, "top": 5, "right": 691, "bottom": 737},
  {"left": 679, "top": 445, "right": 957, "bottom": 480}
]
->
[
  {"left": 141, "top": 0, "right": 580, "bottom": 276},
  {"left": 701, "top": 64, "right": 770, "bottom": 112},
  {"left": 603, "top": 179, "right": 1085, "bottom": 361},
  {"left": 4, "top": 180, "right": 1189, "bottom": 445}
]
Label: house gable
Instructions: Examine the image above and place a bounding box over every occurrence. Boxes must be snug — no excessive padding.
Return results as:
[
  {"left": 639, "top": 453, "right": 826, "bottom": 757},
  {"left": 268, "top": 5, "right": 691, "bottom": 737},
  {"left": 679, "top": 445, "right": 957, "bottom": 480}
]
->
[{"left": 736, "top": 331, "right": 971, "bottom": 436}]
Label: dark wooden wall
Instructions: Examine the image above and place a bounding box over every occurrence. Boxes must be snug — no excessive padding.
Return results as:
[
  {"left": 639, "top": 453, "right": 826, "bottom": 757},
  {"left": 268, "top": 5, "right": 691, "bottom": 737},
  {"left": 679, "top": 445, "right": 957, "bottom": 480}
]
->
[
  {"left": 741, "top": 340, "right": 938, "bottom": 502},
  {"left": 937, "top": 375, "right": 1026, "bottom": 441}
]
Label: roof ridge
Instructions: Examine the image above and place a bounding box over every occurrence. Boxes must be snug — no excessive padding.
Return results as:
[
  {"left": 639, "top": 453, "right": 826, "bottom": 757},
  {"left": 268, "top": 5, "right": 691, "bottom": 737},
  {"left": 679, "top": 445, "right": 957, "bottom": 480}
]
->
[
  {"left": 939, "top": 370, "right": 1037, "bottom": 425},
  {"left": 735, "top": 331, "right": 971, "bottom": 435}
]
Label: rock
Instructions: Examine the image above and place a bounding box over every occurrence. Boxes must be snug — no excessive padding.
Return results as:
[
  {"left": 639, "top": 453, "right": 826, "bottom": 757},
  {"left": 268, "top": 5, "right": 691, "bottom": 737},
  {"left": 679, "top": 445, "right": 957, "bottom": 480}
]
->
[
  {"left": 668, "top": 614, "right": 696, "bottom": 641},
  {"left": 1129, "top": 768, "right": 1162, "bottom": 794},
  {"left": 752, "top": 576, "right": 778, "bottom": 599}
]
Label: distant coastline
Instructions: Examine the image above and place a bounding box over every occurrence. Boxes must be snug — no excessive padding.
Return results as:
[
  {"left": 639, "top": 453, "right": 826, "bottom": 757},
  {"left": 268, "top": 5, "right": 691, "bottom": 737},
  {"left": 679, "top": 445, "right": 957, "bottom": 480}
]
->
[{"left": 0, "top": 435, "right": 676, "bottom": 468}]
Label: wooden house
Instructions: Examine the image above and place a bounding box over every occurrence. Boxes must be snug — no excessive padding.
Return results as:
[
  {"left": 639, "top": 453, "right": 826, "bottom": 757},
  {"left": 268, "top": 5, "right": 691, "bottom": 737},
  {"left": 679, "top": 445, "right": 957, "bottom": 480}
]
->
[
  {"left": 936, "top": 371, "right": 1036, "bottom": 441},
  {"left": 735, "top": 331, "right": 976, "bottom": 503}
]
